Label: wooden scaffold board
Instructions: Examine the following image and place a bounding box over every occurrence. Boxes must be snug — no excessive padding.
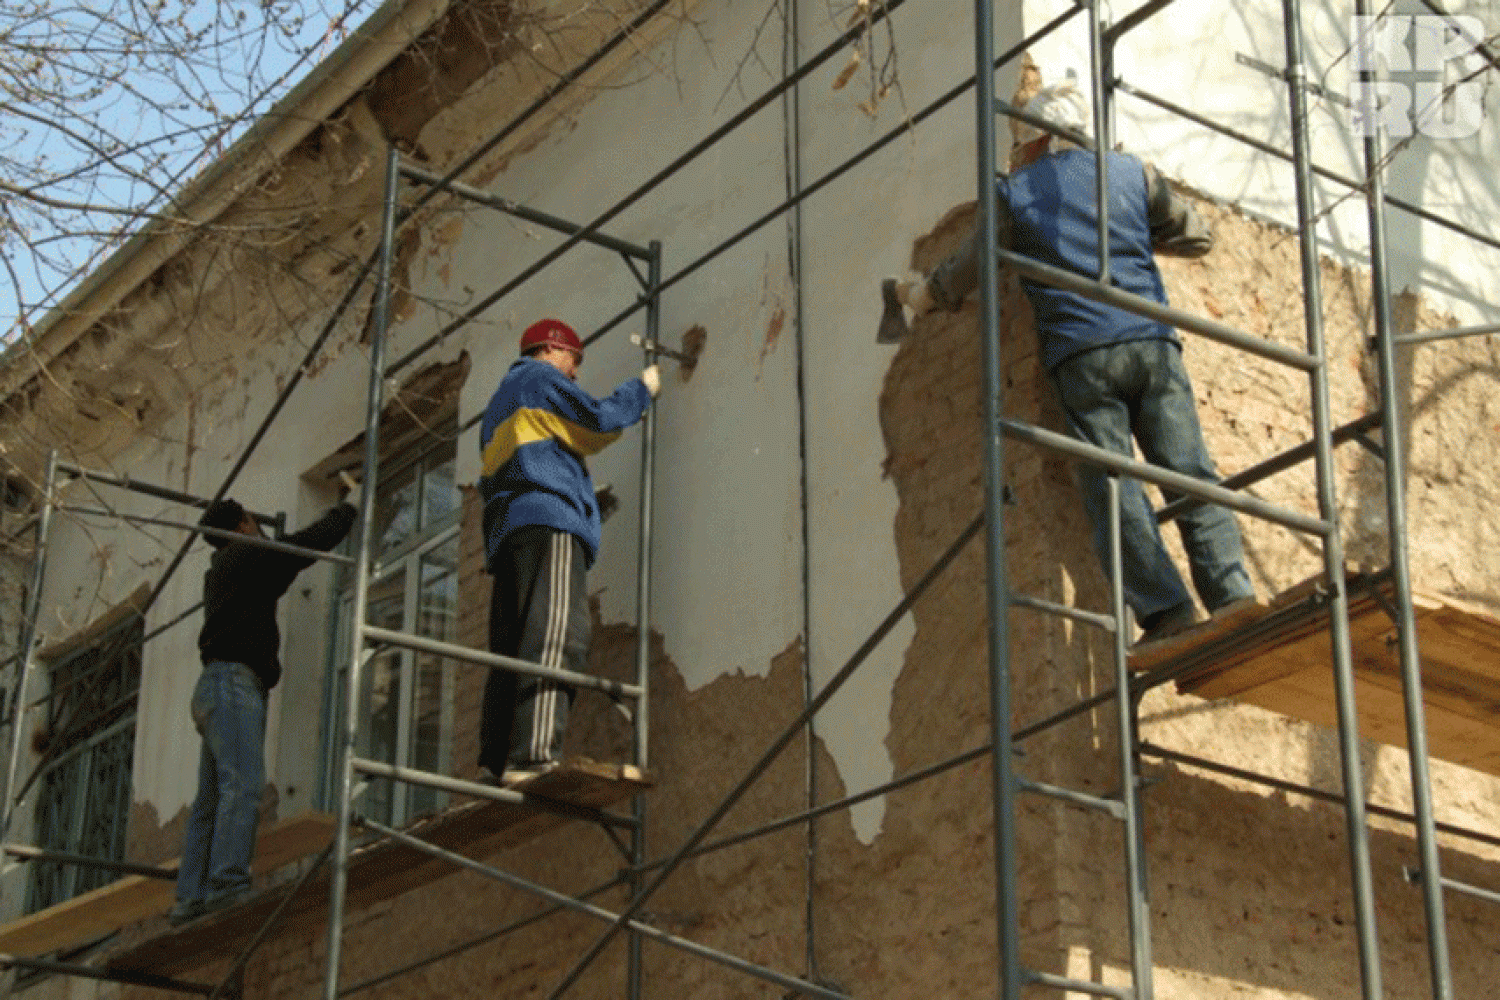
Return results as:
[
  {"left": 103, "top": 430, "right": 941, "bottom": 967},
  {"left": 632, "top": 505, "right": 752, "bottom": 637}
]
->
[
  {"left": 106, "top": 760, "right": 649, "bottom": 978},
  {"left": 0, "top": 811, "right": 337, "bottom": 959},
  {"left": 1129, "top": 567, "right": 1500, "bottom": 777}
]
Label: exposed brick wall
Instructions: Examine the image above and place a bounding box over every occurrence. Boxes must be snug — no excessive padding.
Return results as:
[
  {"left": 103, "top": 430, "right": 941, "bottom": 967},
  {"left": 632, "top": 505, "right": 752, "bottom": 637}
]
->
[{"left": 451, "top": 485, "right": 489, "bottom": 784}]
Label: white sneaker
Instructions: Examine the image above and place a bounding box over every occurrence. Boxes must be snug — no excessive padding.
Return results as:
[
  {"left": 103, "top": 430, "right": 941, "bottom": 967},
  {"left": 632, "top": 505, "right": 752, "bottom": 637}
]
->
[{"left": 501, "top": 760, "right": 561, "bottom": 787}]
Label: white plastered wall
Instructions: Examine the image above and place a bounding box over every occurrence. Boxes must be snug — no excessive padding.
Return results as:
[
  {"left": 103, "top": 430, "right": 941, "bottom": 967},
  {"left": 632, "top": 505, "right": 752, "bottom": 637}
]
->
[{"left": 1024, "top": 0, "right": 1500, "bottom": 323}]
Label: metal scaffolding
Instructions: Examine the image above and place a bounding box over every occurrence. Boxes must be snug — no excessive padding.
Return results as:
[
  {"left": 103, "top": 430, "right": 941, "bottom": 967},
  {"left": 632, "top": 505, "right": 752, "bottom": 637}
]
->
[{"left": 0, "top": 0, "right": 1497, "bottom": 998}]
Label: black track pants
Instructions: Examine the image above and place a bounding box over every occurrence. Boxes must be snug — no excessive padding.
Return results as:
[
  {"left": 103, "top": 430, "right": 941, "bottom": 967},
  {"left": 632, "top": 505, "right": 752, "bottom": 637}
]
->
[{"left": 480, "top": 526, "right": 590, "bottom": 773}]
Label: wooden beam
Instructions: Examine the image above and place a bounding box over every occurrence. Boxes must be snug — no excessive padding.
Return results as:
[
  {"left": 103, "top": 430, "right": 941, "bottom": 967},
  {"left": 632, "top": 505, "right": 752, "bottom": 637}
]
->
[
  {"left": 1131, "top": 567, "right": 1500, "bottom": 778},
  {"left": 0, "top": 812, "right": 337, "bottom": 958},
  {"left": 107, "top": 761, "right": 649, "bottom": 977}
]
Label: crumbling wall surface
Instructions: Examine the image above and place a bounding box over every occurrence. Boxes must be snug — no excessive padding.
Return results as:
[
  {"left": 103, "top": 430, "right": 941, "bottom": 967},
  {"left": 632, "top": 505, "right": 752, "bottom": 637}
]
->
[
  {"left": 0, "top": 0, "right": 679, "bottom": 486},
  {"left": 1147, "top": 195, "right": 1500, "bottom": 846},
  {"left": 224, "top": 589, "right": 848, "bottom": 1000},
  {"left": 870, "top": 192, "right": 1500, "bottom": 999},
  {"left": 87, "top": 7, "right": 1500, "bottom": 1000},
  {"left": 871, "top": 202, "right": 1127, "bottom": 993}
]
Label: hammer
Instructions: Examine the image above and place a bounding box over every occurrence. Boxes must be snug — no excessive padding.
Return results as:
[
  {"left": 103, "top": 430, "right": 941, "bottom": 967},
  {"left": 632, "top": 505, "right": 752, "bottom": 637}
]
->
[{"left": 629, "top": 333, "right": 698, "bottom": 369}]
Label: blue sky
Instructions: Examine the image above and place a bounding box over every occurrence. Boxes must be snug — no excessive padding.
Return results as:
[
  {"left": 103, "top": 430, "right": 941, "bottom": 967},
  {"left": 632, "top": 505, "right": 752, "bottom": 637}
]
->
[{"left": 1, "top": 0, "right": 383, "bottom": 347}]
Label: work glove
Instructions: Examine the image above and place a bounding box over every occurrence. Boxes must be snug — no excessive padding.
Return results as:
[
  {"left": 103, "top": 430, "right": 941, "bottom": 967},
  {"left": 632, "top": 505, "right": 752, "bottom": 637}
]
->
[
  {"left": 641, "top": 364, "right": 662, "bottom": 398},
  {"left": 898, "top": 277, "right": 935, "bottom": 316},
  {"left": 878, "top": 274, "right": 934, "bottom": 344}
]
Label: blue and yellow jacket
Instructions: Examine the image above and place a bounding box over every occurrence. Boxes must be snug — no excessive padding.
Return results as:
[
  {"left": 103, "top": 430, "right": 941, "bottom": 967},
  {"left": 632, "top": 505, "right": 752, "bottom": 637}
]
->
[{"left": 478, "top": 357, "right": 652, "bottom": 569}]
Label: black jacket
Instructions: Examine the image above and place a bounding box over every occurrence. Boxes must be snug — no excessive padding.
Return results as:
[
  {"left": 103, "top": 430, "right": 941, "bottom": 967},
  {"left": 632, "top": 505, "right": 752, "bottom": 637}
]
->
[{"left": 197, "top": 502, "right": 356, "bottom": 691}]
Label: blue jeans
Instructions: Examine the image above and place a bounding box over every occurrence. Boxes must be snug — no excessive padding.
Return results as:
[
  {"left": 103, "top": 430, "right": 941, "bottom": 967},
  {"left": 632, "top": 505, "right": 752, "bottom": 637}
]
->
[
  {"left": 1051, "top": 339, "right": 1254, "bottom": 621},
  {"left": 175, "top": 661, "right": 266, "bottom": 906}
]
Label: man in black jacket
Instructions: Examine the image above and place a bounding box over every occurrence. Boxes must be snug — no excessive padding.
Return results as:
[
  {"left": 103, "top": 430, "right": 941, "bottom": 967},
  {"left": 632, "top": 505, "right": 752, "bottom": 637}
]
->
[{"left": 170, "top": 493, "right": 355, "bottom": 925}]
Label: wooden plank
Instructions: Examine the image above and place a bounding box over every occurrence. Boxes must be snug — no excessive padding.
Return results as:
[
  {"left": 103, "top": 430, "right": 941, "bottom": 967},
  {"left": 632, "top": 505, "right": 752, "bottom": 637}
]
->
[
  {"left": 107, "top": 761, "right": 650, "bottom": 977},
  {"left": 1184, "top": 587, "right": 1395, "bottom": 700},
  {"left": 1224, "top": 656, "right": 1500, "bottom": 777},
  {"left": 1126, "top": 595, "right": 1270, "bottom": 674},
  {"left": 1144, "top": 567, "right": 1392, "bottom": 697},
  {"left": 0, "top": 812, "right": 336, "bottom": 958},
  {"left": 1149, "top": 569, "right": 1500, "bottom": 779}
]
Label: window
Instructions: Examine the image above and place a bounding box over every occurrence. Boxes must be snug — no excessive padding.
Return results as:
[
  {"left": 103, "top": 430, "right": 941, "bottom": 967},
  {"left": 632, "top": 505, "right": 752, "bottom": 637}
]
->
[
  {"left": 320, "top": 432, "right": 462, "bottom": 825},
  {"left": 27, "top": 617, "right": 141, "bottom": 912}
]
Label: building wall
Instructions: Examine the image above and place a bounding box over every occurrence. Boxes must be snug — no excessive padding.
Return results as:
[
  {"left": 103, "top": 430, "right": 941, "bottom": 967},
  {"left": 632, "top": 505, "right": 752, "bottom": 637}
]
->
[{"left": 5, "top": 0, "right": 1498, "bottom": 995}]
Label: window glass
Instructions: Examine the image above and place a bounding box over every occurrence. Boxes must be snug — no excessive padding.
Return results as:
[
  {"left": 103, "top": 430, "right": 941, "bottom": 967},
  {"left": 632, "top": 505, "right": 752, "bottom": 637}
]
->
[
  {"left": 409, "top": 534, "right": 458, "bottom": 817},
  {"left": 420, "top": 454, "right": 457, "bottom": 534},
  {"left": 374, "top": 462, "right": 419, "bottom": 557},
  {"left": 319, "top": 415, "right": 462, "bottom": 822},
  {"left": 359, "top": 576, "right": 406, "bottom": 826}
]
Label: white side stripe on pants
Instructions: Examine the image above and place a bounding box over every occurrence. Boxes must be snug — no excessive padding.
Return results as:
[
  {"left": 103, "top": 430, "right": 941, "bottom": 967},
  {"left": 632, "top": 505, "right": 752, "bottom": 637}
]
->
[{"left": 531, "top": 531, "right": 570, "bottom": 761}]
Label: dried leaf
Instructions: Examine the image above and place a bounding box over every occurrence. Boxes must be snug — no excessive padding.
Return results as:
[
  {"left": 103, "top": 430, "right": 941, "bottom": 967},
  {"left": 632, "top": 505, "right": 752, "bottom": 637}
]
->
[{"left": 832, "top": 49, "right": 861, "bottom": 91}]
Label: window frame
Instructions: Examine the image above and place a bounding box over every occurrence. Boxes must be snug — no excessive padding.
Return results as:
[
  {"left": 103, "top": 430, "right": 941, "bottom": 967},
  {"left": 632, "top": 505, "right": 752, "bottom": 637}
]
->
[
  {"left": 316, "top": 425, "right": 461, "bottom": 825},
  {"left": 26, "top": 615, "right": 141, "bottom": 912}
]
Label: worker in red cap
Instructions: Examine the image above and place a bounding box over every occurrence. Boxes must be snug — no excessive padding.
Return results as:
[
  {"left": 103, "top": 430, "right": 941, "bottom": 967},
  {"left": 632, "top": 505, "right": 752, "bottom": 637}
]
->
[{"left": 477, "top": 318, "right": 660, "bottom": 783}]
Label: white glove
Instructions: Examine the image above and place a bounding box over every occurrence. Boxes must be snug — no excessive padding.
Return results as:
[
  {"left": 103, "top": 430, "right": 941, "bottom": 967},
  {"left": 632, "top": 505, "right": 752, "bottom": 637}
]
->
[
  {"left": 641, "top": 364, "right": 661, "bottom": 398},
  {"left": 337, "top": 469, "right": 361, "bottom": 495}
]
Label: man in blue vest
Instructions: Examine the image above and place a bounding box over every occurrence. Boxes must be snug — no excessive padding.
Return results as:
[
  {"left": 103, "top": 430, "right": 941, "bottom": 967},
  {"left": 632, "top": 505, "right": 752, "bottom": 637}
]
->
[
  {"left": 890, "top": 82, "right": 1254, "bottom": 646},
  {"left": 477, "top": 319, "right": 659, "bottom": 783}
]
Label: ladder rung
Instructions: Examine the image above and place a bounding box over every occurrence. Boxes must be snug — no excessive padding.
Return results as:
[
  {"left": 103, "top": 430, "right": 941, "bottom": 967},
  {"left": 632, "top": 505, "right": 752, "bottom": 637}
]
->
[
  {"left": 1017, "top": 778, "right": 1127, "bottom": 820},
  {"left": 361, "top": 625, "right": 642, "bottom": 699},
  {"left": 1407, "top": 867, "right": 1500, "bottom": 908},
  {"left": 349, "top": 757, "right": 639, "bottom": 829},
  {"left": 1009, "top": 592, "right": 1118, "bottom": 632},
  {"left": 1026, "top": 968, "right": 1134, "bottom": 999}
]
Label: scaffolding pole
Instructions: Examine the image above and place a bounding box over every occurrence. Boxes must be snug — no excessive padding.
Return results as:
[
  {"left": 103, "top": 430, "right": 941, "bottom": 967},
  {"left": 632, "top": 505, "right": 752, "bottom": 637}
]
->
[
  {"left": 5, "top": 1, "right": 1496, "bottom": 997},
  {"left": 323, "top": 145, "right": 402, "bottom": 1000},
  {"left": 972, "top": 0, "right": 1020, "bottom": 995},
  {"left": 1, "top": 451, "right": 56, "bottom": 839},
  {"left": 54, "top": 461, "right": 279, "bottom": 528},
  {"left": 59, "top": 507, "right": 353, "bottom": 565},
  {"left": 626, "top": 239, "right": 662, "bottom": 1000},
  {"left": 1355, "top": 1, "right": 1452, "bottom": 993},
  {"left": 1282, "top": 1, "right": 1382, "bottom": 993},
  {"left": 1108, "top": 477, "right": 1153, "bottom": 997},
  {"left": 319, "top": 126, "right": 671, "bottom": 998},
  {"left": 1394, "top": 321, "right": 1500, "bottom": 346}
]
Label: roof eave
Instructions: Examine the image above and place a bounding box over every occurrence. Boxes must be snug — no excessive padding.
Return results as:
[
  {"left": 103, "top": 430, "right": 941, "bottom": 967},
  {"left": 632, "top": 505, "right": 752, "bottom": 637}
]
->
[{"left": 0, "top": 0, "right": 453, "bottom": 403}]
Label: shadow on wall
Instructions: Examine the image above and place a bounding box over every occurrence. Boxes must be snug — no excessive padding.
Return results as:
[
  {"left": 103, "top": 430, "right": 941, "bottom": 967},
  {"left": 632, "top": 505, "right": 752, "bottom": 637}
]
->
[{"left": 871, "top": 198, "right": 1500, "bottom": 997}]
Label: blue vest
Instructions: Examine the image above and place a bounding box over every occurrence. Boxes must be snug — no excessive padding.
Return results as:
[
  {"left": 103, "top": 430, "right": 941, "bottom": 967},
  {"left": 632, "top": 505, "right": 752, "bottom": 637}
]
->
[{"left": 999, "top": 148, "right": 1177, "bottom": 372}]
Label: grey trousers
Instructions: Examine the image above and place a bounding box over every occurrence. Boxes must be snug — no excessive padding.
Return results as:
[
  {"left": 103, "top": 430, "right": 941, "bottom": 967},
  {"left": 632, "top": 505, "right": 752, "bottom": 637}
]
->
[{"left": 481, "top": 526, "right": 591, "bottom": 772}]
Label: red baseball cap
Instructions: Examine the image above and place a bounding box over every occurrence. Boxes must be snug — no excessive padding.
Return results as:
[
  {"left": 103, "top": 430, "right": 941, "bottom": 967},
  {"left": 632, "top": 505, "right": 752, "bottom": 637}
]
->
[{"left": 520, "top": 318, "right": 583, "bottom": 361}]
